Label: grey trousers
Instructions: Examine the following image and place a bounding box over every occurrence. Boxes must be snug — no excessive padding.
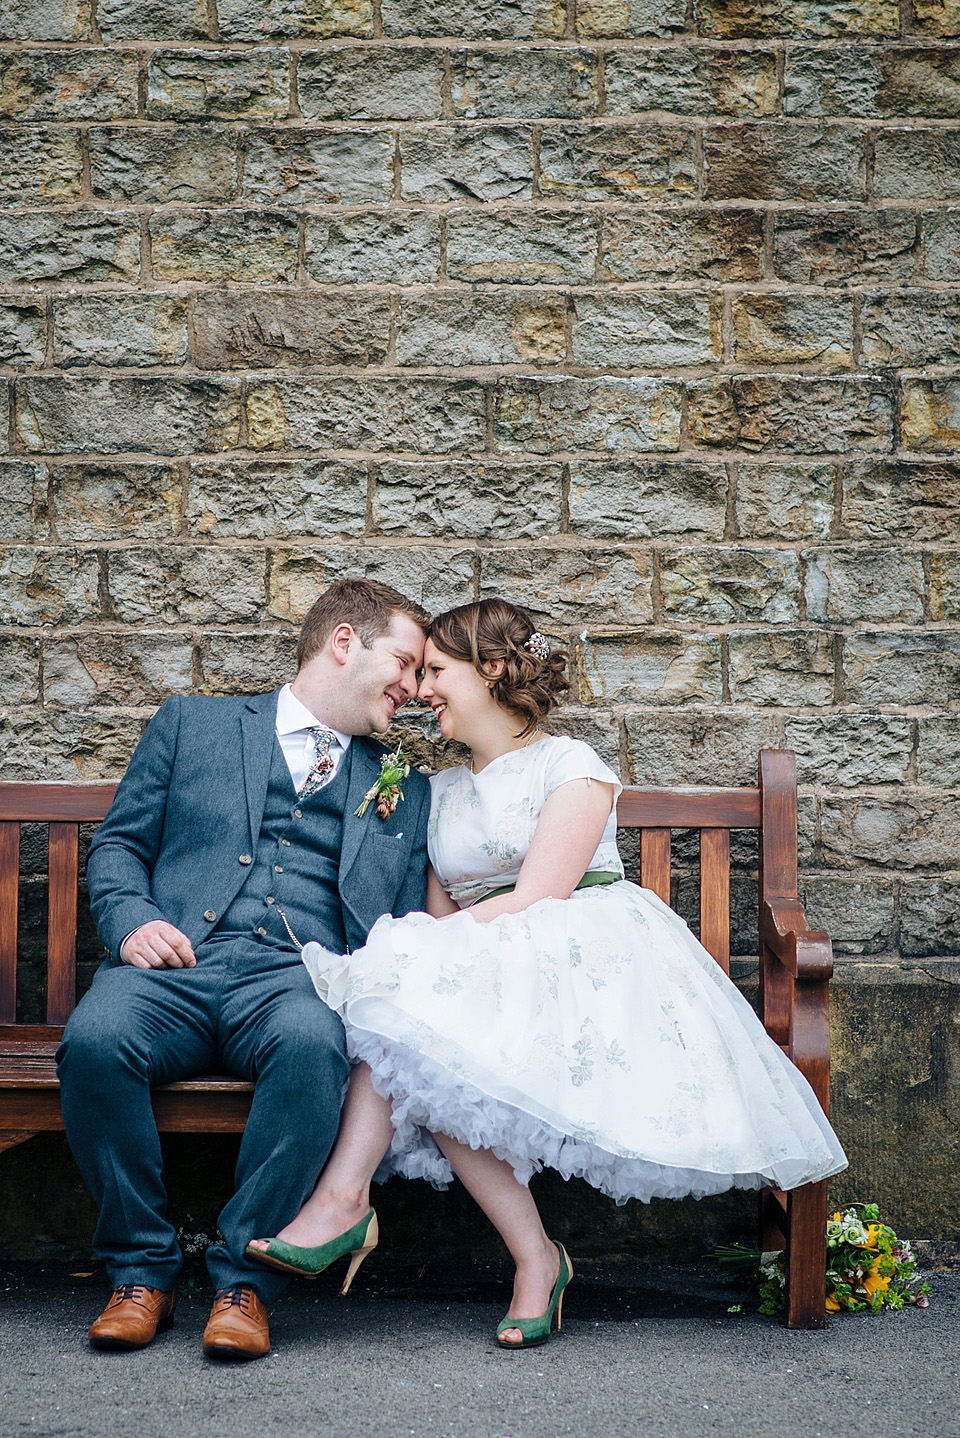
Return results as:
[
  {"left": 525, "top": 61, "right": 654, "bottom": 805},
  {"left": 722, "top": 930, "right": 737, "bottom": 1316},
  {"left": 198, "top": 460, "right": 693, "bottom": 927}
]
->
[{"left": 55, "top": 939, "right": 349, "bottom": 1302}]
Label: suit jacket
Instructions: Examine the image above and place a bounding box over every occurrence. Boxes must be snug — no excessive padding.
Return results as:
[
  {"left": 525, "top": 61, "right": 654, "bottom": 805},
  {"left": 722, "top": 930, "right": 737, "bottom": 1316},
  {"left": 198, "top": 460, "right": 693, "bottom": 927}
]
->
[{"left": 86, "top": 689, "right": 431, "bottom": 960}]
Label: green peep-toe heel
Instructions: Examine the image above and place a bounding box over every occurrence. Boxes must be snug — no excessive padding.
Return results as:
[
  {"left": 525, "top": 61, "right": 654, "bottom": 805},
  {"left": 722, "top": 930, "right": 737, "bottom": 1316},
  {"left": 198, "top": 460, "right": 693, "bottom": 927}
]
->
[
  {"left": 245, "top": 1209, "right": 379, "bottom": 1295},
  {"left": 496, "top": 1241, "right": 573, "bottom": 1350}
]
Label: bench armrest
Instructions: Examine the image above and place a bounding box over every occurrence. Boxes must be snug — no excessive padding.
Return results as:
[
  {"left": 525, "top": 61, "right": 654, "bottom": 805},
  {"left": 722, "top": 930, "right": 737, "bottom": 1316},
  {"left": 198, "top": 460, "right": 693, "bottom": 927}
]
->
[{"left": 759, "top": 897, "right": 833, "bottom": 983}]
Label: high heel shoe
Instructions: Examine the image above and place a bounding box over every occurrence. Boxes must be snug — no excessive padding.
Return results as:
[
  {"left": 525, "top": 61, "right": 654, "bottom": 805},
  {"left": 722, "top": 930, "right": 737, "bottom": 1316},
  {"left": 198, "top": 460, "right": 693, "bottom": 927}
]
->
[
  {"left": 245, "top": 1209, "right": 378, "bottom": 1295},
  {"left": 496, "top": 1241, "right": 573, "bottom": 1350}
]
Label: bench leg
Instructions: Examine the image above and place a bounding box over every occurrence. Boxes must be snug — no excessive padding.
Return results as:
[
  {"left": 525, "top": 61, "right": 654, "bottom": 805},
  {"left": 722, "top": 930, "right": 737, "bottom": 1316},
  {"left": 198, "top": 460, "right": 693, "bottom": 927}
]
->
[
  {"left": 785, "top": 1179, "right": 827, "bottom": 1330},
  {"left": 0, "top": 1131, "right": 38, "bottom": 1154}
]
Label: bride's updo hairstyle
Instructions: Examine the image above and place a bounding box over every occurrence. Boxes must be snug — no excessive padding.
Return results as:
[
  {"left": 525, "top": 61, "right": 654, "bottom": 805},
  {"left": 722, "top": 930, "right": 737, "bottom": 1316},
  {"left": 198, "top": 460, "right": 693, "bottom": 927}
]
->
[{"left": 428, "top": 598, "right": 569, "bottom": 736}]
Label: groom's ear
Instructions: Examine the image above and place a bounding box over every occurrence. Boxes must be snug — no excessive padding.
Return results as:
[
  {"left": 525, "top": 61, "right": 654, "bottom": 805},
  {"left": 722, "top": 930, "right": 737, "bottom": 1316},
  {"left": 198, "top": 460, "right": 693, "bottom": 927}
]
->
[{"left": 329, "top": 622, "right": 357, "bottom": 667}]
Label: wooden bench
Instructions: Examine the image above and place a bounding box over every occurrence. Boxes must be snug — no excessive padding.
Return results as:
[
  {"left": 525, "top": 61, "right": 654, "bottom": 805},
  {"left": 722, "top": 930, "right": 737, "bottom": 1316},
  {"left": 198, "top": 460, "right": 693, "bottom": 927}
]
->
[{"left": 0, "top": 748, "right": 834, "bottom": 1329}]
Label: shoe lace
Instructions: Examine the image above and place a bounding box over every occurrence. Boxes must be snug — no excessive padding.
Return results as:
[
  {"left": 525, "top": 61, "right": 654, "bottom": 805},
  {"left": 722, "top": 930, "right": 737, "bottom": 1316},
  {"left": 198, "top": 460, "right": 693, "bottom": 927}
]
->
[
  {"left": 112, "top": 1284, "right": 147, "bottom": 1303},
  {"left": 216, "top": 1286, "right": 255, "bottom": 1311}
]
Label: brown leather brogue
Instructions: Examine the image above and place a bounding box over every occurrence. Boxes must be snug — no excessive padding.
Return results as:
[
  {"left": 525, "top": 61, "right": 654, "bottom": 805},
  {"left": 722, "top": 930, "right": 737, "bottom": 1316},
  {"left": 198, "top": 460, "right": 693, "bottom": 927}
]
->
[
  {"left": 202, "top": 1285, "right": 271, "bottom": 1361},
  {"left": 88, "top": 1284, "right": 176, "bottom": 1350}
]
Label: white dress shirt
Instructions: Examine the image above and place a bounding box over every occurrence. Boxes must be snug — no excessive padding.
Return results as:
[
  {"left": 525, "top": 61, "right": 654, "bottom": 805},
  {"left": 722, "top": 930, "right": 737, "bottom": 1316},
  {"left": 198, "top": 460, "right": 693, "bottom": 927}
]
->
[{"left": 275, "top": 683, "right": 352, "bottom": 793}]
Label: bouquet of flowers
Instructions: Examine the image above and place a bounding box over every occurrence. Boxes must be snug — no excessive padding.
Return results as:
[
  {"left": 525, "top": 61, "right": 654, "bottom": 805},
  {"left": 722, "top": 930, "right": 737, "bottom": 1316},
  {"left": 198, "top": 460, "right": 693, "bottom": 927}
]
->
[{"left": 717, "top": 1203, "right": 930, "bottom": 1316}]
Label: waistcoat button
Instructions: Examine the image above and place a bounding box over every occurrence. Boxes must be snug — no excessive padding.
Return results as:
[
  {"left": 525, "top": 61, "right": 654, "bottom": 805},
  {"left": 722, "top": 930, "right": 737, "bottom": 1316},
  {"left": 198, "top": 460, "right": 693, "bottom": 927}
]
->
[
  {"left": 203, "top": 909, "right": 216, "bottom": 922},
  {"left": 266, "top": 896, "right": 275, "bottom": 904},
  {"left": 281, "top": 838, "right": 291, "bottom": 847},
  {"left": 256, "top": 926, "right": 267, "bottom": 935},
  {"left": 274, "top": 865, "right": 283, "bottom": 873},
  {"left": 239, "top": 853, "right": 252, "bottom": 865},
  {"left": 294, "top": 809, "right": 302, "bottom": 818}
]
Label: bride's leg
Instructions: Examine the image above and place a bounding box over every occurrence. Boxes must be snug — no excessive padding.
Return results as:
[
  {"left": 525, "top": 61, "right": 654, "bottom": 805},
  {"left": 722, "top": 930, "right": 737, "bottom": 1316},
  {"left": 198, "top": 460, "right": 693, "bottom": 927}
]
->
[
  {"left": 431, "top": 1131, "right": 560, "bottom": 1346},
  {"left": 248, "top": 1061, "right": 394, "bottom": 1249}
]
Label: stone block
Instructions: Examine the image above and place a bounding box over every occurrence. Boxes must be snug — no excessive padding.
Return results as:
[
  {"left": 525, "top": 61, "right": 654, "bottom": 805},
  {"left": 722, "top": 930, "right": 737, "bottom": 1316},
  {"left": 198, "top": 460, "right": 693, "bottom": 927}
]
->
[
  {"left": 399, "top": 126, "right": 533, "bottom": 202},
  {"left": 147, "top": 49, "right": 290, "bottom": 120},
  {"left": 306, "top": 212, "right": 441, "bottom": 284},
  {"left": 381, "top": 0, "right": 563, "bottom": 38},
  {"left": 43, "top": 633, "right": 194, "bottom": 707},
  {"left": 772, "top": 209, "right": 917, "bottom": 286},
  {"left": 574, "top": 0, "right": 685, "bottom": 35},
  {"left": 804, "top": 547, "right": 925, "bottom": 624},
  {"left": 217, "top": 0, "right": 373, "bottom": 39},
  {"left": 149, "top": 210, "right": 298, "bottom": 283},
  {"left": 735, "top": 462, "right": 835, "bottom": 541},
  {"left": 696, "top": 0, "right": 899, "bottom": 35},
  {"left": 552, "top": 707, "right": 622, "bottom": 770},
  {"left": 930, "top": 551, "right": 960, "bottom": 621},
  {"left": 862, "top": 290, "right": 960, "bottom": 367},
  {"left": 569, "top": 459, "right": 727, "bottom": 540},
  {"left": 90, "top": 127, "right": 237, "bottom": 204},
  {"left": 373, "top": 461, "right": 562, "bottom": 538},
  {"left": 446, "top": 209, "right": 597, "bottom": 284},
  {"left": 0, "top": 126, "right": 82, "bottom": 205},
  {"left": 801, "top": 876, "right": 896, "bottom": 956},
  {"left": 107, "top": 546, "right": 266, "bottom": 625},
  {"left": 785, "top": 713, "right": 913, "bottom": 786},
  {"left": 53, "top": 295, "right": 189, "bottom": 368},
  {"left": 841, "top": 460, "right": 960, "bottom": 540},
  {"left": 0, "top": 50, "right": 138, "bottom": 121},
  {"left": 820, "top": 793, "right": 960, "bottom": 871},
  {"left": 731, "top": 293, "right": 854, "bottom": 369},
  {"left": 661, "top": 547, "right": 801, "bottom": 624},
  {"left": 0, "top": 546, "right": 100, "bottom": 626},
  {"left": 900, "top": 879, "right": 960, "bottom": 956},
  {"left": 539, "top": 125, "right": 697, "bottom": 201},
  {"left": 605, "top": 46, "right": 778, "bottom": 118},
  {"left": 0, "top": 710, "right": 144, "bottom": 781},
  {"left": 186, "top": 459, "right": 367, "bottom": 538},
  {"left": 16, "top": 377, "right": 242, "bottom": 456},
  {"left": 0, "top": 636, "right": 40, "bottom": 703},
  {"left": 193, "top": 293, "right": 389, "bottom": 369},
  {"left": 786, "top": 45, "right": 960, "bottom": 118},
  {"left": 243, "top": 129, "right": 393, "bottom": 205},
  {"left": 0, "top": 460, "right": 46, "bottom": 542},
  {"left": 245, "top": 377, "right": 487, "bottom": 454},
  {"left": 480, "top": 547, "right": 654, "bottom": 625},
  {"left": 494, "top": 376, "right": 682, "bottom": 453},
  {"left": 0, "top": 212, "right": 140, "bottom": 284},
  {"left": 920, "top": 207, "right": 960, "bottom": 280},
  {"left": 901, "top": 377, "right": 960, "bottom": 453},
  {"left": 50, "top": 463, "right": 180, "bottom": 541},
  {"left": 572, "top": 293, "right": 721, "bottom": 368},
  {"left": 728, "top": 630, "right": 835, "bottom": 706},
  {"left": 599, "top": 208, "right": 764, "bottom": 283},
  {"left": 0, "top": 383, "right": 9, "bottom": 454},
  {"left": 268, "top": 544, "right": 475, "bottom": 620},
  {"left": 450, "top": 47, "right": 599, "bottom": 119},
  {"left": 625, "top": 709, "right": 781, "bottom": 786},
  {"left": 913, "top": 0, "right": 960, "bottom": 33},
  {"left": 704, "top": 124, "right": 865, "bottom": 201},
  {"left": 98, "top": 0, "right": 208, "bottom": 39},
  {"left": 688, "top": 376, "right": 893, "bottom": 454},
  {"left": 397, "top": 292, "right": 566, "bottom": 366},
  {"left": 0, "top": 301, "right": 46, "bottom": 368},
  {"left": 874, "top": 128, "right": 960, "bottom": 199},
  {"left": 579, "top": 632, "right": 723, "bottom": 706},
  {"left": 0, "top": 0, "right": 91, "bottom": 40},
  {"left": 298, "top": 46, "right": 442, "bottom": 121},
  {"left": 917, "top": 715, "right": 960, "bottom": 785},
  {"left": 198, "top": 630, "right": 298, "bottom": 693},
  {"left": 843, "top": 631, "right": 960, "bottom": 705}
]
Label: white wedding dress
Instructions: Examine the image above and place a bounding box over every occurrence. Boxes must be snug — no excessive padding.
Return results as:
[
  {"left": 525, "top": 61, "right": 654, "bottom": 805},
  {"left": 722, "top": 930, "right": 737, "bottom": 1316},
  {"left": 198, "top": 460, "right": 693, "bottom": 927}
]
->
[{"left": 302, "top": 736, "right": 847, "bottom": 1204}]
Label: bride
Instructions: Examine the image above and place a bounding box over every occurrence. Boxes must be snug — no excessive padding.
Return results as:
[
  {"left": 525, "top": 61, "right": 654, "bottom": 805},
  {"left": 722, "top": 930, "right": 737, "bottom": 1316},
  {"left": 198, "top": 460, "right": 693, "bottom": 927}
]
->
[{"left": 248, "top": 597, "right": 847, "bottom": 1348}]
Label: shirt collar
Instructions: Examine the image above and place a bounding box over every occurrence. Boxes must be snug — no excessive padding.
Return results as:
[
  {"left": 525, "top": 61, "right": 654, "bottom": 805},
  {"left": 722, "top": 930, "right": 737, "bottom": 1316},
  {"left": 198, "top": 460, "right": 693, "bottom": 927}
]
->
[{"left": 275, "top": 684, "right": 351, "bottom": 751}]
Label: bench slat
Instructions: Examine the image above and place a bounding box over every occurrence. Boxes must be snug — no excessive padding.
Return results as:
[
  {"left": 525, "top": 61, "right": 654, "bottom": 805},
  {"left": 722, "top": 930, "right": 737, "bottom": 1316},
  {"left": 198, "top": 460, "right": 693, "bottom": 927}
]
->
[
  {"left": 617, "top": 789, "right": 760, "bottom": 829},
  {"left": 639, "top": 828, "right": 671, "bottom": 903},
  {"left": 47, "top": 823, "right": 80, "bottom": 1025},
  {"left": 0, "top": 784, "right": 116, "bottom": 823},
  {"left": 699, "top": 828, "right": 731, "bottom": 974},
  {"left": 0, "top": 822, "right": 19, "bottom": 1024}
]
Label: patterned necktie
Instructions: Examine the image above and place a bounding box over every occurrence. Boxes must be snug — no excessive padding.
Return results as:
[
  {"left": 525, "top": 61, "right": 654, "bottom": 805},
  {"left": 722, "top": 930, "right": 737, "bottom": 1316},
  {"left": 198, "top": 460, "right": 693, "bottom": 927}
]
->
[{"left": 299, "top": 726, "right": 337, "bottom": 798}]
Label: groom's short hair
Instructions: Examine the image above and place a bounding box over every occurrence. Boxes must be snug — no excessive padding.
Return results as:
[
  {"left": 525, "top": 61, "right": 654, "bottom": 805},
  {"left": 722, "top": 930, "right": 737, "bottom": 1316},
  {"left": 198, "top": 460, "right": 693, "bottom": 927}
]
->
[{"left": 297, "top": 579, "right": 430, "bottom": 670}]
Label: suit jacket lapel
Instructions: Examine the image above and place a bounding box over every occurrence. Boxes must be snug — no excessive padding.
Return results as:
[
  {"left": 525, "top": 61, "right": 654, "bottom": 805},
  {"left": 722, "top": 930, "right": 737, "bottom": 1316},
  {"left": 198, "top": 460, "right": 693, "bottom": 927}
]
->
[
  {"left": 240, "top": 690, "right": 280, "bottom": 845},
  {"left": 339, "top": 739, "right": 382, "bottom": 884}
]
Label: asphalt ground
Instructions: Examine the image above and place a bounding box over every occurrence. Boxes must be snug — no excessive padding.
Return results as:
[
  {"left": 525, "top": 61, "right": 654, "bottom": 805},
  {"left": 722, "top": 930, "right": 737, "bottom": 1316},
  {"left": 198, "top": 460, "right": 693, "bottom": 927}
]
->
[{"left": 0, "top": 1258, "right": 957, "bottom": 1438}]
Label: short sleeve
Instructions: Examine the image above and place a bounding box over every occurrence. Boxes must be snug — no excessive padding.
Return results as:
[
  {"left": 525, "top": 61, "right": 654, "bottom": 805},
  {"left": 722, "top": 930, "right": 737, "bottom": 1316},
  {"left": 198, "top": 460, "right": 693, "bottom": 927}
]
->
[{"left": 543, "top": 738, "right": 622, "bottom": 802}]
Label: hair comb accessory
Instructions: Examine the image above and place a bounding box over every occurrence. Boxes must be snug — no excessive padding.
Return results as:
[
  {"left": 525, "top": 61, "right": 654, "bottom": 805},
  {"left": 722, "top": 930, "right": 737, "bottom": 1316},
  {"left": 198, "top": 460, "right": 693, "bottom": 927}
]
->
[{"left": 524, "top": 631, "right": 551, "bottom": 660}]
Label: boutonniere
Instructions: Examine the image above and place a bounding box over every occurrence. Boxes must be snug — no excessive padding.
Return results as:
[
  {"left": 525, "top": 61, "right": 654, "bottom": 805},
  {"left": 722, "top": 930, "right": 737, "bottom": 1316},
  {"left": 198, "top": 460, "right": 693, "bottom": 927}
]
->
[{"left": 355, "top": 744, "right": 411, "bottom": 820}]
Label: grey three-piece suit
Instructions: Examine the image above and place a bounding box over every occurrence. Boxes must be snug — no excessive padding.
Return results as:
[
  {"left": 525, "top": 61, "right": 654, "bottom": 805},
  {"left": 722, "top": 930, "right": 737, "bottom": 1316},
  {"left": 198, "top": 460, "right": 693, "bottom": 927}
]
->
[{"left": 56, "top": 688, "right": 429, "bottom": 1301}]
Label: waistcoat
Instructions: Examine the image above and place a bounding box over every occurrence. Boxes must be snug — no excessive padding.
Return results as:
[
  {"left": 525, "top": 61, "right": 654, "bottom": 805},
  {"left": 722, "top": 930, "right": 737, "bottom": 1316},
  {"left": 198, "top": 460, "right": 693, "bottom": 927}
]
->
[{"left": 212, "top": 736, "right": 352, "bottom": 954}]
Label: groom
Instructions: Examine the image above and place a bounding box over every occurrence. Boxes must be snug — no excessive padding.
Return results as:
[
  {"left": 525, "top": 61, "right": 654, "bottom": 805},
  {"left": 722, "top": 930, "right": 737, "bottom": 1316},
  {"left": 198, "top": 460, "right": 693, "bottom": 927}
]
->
[{"left": 56, "top": 579, "right": 431, "bottom": 1360}]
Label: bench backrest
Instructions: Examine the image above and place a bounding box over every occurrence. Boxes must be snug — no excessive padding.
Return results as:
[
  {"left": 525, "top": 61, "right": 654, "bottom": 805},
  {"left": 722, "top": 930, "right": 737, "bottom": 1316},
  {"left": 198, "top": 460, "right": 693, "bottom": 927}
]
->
[{"left": 0, "top": 750, "right": 799, "bottom": 1025}]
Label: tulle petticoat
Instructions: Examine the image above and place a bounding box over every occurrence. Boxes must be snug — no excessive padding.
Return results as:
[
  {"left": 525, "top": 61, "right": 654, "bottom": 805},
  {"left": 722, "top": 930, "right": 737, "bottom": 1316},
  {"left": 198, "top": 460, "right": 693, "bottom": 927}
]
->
[{"left": 301, "top": 882, "right": 847, "bottom": 1205}]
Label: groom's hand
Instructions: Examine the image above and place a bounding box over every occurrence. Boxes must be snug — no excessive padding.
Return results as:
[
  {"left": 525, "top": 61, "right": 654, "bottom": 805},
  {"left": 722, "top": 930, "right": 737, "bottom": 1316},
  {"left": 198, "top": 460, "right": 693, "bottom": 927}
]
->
[{"left": 121, "top": 920, "right": 197, "bottom": 969}]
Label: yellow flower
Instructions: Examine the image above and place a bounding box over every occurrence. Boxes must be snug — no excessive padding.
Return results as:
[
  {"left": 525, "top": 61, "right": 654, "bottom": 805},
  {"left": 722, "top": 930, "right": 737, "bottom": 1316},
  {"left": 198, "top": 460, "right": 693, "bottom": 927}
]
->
[
  {"left": 825, "top": 1292, "right": 843, "bottom": 1313},
  {"left": 863, "top": 1224, "right": 881, "bottom": 1250},
  {"left": 861, "top": 1262, "right": 891, "bottom": 1299}
]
